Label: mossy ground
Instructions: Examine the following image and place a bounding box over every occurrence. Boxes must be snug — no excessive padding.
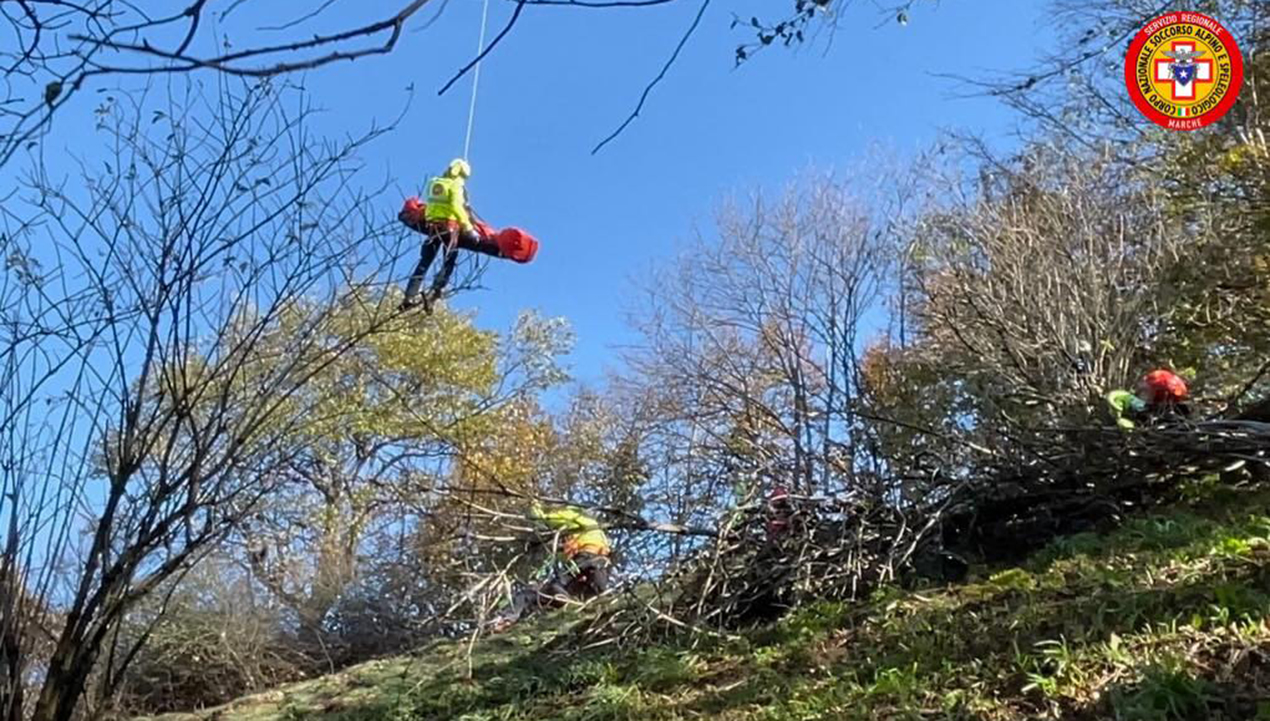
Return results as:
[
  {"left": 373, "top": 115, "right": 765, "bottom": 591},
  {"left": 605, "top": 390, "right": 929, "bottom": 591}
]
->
[{"left": 148, "top": 485, "right": 1270, "bottom": 720}]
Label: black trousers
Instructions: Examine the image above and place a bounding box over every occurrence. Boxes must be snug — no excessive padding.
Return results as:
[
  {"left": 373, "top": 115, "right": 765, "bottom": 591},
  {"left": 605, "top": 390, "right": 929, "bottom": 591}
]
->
[
  {"left": 508, "top": 553, "right": 611, "bottom": 620},
  {"left": 403, "top": 223, "right": 501, "bottom": 300},
  {"left": 1129, "top": 402, "right": 1192, "bottom": 428}
]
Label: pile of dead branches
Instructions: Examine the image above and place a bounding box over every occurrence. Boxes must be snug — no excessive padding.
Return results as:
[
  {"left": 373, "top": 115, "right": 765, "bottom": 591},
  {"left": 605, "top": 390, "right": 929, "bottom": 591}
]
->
[
  {"left": 570, "top": 492, "right": 959, "bottom": 649},
  {"left": 673, "top": 498, "right": 958, "bottom": 627},
  {"left": 568, "top": 419, "right": 1270, "bottom": 651},
  {"left": 944, "top": 419, "right": 1270, "bottom": 562}
]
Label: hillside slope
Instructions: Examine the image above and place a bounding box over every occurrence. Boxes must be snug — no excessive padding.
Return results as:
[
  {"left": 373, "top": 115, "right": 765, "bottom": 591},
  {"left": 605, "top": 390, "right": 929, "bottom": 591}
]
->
[{"left": 150, "top": 486, "right": 1270, "bottom": 721}]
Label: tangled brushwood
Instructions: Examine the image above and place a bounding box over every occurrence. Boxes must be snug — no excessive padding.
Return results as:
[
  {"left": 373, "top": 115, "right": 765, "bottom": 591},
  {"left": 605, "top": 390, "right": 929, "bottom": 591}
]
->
[
  {"left": 662, "top": 496, "right": 959, "bottom": 627},
  {"left": 569, "top": 493, "right": 962, "bottom": 646},
  {"left": 568, "top": 416, "right": 1270, "bottom": 650},
  {"left": 945, "top": 419, "right": 1270, "bottom": 561}
]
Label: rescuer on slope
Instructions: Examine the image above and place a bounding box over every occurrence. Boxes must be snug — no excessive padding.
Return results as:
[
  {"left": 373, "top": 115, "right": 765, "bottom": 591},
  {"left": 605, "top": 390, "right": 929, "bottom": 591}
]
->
[{"left": 1106, "top": 369, "right": 1191, "bottom": 430}]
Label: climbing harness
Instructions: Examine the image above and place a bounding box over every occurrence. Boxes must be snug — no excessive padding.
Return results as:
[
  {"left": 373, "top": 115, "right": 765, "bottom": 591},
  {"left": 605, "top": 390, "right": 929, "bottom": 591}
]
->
[{"left": 397, "top": 0, "right": 541, "bottom": 312}]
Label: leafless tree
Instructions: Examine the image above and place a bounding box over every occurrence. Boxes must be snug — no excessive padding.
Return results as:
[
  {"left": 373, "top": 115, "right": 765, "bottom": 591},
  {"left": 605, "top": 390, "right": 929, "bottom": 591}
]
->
[
  {"left": 961, "top": 0, "right": 1265, "bottom": 157},
  {"left": 100, "top": 555, "right": 303, "bottom": 716},
  {"left": 903, "top": 144, "right": 1187, "bottom": 437},
  {"left": 0, "top": 0, "right": 944, "bottom": 165},
  {"left": 623, "top": 173, "right": 897, "bottom": 526},
  {"left": 0, "top": 2, "right": 450, "bottom": 167},
  {"left": 0, "top": 76, "right": 402, "bottom": 721}
]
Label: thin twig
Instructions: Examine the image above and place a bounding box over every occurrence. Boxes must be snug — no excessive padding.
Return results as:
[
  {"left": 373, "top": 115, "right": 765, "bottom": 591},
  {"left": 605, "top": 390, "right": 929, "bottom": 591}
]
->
[
  {"left": 591, "top": 0, "right": 710, "bottom": 154},
  {"left": 437, "top": 0, "right": 527, "bottom": 97}
]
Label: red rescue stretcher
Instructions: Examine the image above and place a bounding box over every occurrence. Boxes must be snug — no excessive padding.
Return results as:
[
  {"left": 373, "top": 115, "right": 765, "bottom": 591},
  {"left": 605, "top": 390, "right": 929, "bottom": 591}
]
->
[{"left": 399, "top": 197, "right": 539, "bottom": 264}]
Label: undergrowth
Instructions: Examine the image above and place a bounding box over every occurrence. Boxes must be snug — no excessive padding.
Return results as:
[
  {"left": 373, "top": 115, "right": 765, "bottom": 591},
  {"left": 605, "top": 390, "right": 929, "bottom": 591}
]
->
[{"left": 149, "top": 485, "right": 1270, "bottom": 721}]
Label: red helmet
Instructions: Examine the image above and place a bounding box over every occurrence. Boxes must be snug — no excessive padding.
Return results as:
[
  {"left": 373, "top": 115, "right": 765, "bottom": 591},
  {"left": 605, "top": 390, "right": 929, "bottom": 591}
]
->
[
  {"left": 766, "top": 485, "right": 791, "bottom": 537},
  {"left": 1138, "top": 369, "right": 1189, "bottom": 405}
]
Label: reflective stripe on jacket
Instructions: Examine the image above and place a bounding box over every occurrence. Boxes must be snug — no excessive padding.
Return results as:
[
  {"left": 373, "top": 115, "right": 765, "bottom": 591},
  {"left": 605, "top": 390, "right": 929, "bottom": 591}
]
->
[{"left": 531, "top": 505, "right": 610, "bottom": 557}]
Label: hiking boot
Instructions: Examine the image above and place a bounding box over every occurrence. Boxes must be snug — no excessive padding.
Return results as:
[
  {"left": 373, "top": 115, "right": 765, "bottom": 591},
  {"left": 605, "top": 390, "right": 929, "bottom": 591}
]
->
[{"left": 423, "top": 288, "right": 445, "bottom": 314}]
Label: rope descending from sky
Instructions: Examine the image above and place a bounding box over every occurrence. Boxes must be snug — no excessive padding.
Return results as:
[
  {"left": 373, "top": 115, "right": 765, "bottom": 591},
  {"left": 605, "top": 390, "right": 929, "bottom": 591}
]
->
[{"left": 463, "top": 0, "right": 492, "bottom": 161}]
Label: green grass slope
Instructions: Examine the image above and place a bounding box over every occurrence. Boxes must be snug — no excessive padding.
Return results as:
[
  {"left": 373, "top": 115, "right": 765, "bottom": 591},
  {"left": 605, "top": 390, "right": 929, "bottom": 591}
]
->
[{"left": 149, "top": 486, "right": 1270, "bottom": 721}]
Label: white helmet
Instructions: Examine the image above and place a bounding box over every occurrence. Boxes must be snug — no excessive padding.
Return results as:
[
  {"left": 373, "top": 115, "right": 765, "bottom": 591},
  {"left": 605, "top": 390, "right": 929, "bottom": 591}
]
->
[{"left": 446, "top": 158, "right": 471, "bottom": 179}]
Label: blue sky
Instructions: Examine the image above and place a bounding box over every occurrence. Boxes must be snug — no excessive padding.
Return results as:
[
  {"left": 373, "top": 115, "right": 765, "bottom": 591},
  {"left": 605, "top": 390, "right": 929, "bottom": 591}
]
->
[
  {"left": 361, "top": 0, "right": 1052, "bottom": 384},
  {"left": 18, "top": 0, "right": 1056, "bottom": 386}
]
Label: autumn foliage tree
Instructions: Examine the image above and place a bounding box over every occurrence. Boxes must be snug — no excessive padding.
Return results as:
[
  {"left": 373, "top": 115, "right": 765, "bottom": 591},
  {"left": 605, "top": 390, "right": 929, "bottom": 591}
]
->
[{"left": 233, "top": 302, "right": 572, "bottom": 657}]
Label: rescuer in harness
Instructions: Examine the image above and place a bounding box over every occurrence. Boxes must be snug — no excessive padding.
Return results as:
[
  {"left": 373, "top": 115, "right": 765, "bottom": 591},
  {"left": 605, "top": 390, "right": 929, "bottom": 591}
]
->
[
  {"left": 1106, "top": 369, "right": 1191, "bottom": 430},
  {"left": 400, "top": 158, "right": 501, "bottom": 312},
  {"left": 494, "top": 503, "right": 612, "bottom": 630}
]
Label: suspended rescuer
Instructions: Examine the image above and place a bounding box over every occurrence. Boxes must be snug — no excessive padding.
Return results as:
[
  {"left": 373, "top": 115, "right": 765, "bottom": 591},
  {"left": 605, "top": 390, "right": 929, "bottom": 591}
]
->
[{"left": 399, "top": 158, "right": 502, "bottom": 312}]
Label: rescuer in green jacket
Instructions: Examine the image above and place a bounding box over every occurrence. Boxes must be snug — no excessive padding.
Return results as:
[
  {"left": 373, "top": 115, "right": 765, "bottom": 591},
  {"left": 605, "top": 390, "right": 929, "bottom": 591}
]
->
[
  {"left": 1106, "top": 389, "right": 1148, "bottom": 430},
  {"left": 532, "top": 503, "right": 611, "bottom": 560},
  {"left": 1106, "top": 369, "right": 1191, "bottom": 430},
  {"left": 401, "top": 158, "right": 500, "bottom": 312},
  {"left": 496, "top": 503, "right": 612, "bottom": 629}
]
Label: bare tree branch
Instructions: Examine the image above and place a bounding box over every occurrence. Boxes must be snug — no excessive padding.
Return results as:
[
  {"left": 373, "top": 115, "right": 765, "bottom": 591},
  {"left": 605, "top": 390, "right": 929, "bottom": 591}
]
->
[
  {"left": 592, "top": 0, "right": 709, "bottom": 154},
  {"left": 437, "top": 0, "right": 528, "bottom": 97}
]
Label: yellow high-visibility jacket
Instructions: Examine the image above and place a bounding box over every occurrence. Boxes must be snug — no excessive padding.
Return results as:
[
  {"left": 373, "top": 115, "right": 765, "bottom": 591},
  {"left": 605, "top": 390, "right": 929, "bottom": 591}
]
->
[
  {"left": 1106, "top": 389, "right": 1146, "bottom": 430},
  {"left": 531, "top": 505, "right": 610, "bottom": 558},
  {"left": 424, "top": 175, "right": 473, "bottom": 231}
]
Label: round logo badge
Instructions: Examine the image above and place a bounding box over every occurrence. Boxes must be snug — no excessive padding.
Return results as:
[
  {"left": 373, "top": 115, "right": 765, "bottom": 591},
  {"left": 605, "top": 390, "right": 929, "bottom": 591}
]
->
[{"left": 1124, "top": 12, "right": 1243, "bottom": 130}]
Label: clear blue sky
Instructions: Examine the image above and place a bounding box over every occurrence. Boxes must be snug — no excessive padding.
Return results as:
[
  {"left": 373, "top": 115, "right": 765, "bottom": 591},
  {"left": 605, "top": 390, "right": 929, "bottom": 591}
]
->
[
  {"left": 21, "top": 0, "right": 1057, "bottom": 386},
  {"left": 356, "top": 0, "right": 1053, "bottom": 385}
]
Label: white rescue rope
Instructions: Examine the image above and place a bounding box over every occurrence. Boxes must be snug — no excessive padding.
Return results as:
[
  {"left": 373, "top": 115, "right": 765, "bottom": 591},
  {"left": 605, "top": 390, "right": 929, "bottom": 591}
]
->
[{"left": 462, "top": 0, "right": 492, "bottom": 160}]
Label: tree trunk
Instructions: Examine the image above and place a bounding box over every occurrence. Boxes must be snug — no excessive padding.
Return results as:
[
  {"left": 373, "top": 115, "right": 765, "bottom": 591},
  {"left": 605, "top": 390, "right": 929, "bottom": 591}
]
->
[
  {"left": 0, "top": 642, "right": 22, "bottom": 721},
  {"left": 0, "top": 564, "right": 25, "bottom": 721},
  {"left": 31, "top": 641, "right": 98, "bottom": 721}
]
